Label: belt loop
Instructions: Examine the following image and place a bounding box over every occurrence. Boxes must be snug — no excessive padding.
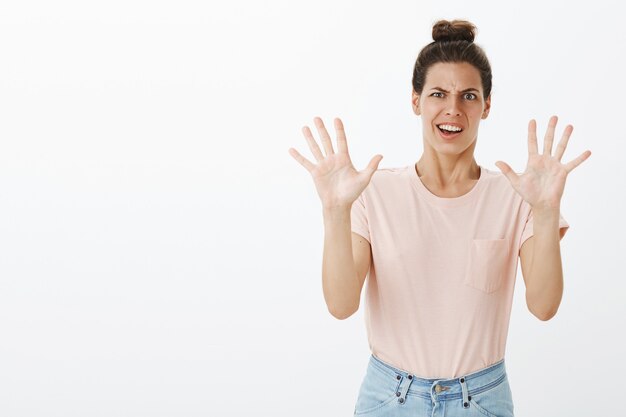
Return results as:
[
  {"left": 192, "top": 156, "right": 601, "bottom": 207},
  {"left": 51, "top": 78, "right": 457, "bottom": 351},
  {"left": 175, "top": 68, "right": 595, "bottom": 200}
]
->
[
  {"left": 397, "top": 373, "right": 414, "bottom": 404},
  {"left": 459, "top": 376, "right": 470, "bottom": 409}
]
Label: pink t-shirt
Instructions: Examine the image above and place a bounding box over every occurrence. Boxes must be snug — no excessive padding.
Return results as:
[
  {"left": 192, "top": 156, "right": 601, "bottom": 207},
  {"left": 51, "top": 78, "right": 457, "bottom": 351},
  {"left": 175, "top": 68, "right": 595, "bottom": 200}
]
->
[{"left": 350, "top": 164, "right": 569, "bottom": 379}]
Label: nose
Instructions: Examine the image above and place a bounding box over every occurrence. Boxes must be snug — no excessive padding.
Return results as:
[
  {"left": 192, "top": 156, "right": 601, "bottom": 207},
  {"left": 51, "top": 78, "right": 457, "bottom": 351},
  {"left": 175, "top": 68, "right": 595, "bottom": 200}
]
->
[{"left": 445, "top": 96, "right": 462, "bottom": 116}]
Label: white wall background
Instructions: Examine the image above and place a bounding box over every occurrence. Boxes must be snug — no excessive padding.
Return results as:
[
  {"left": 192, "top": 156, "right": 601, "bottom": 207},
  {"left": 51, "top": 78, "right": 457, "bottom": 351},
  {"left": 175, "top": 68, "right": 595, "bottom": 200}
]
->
[{"left": 0, "top": 1, "right": 623, "bottom": 416}]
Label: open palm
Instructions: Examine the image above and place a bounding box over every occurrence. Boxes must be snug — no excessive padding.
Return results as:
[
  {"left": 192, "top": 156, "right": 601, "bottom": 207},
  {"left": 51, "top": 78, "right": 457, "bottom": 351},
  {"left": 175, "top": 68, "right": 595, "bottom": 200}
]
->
[
  {"left": 288, "top": 117, "right": 383, "bottom": 209},
  {"left": 495, "top": 116, "right": 592, "bottom": 210}
]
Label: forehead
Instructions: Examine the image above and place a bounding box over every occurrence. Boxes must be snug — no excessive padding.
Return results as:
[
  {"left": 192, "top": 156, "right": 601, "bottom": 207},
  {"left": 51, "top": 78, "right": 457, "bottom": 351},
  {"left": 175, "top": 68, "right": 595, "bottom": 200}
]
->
[{"left": 424, "top": 62, "right": 483, "bottom": 92}]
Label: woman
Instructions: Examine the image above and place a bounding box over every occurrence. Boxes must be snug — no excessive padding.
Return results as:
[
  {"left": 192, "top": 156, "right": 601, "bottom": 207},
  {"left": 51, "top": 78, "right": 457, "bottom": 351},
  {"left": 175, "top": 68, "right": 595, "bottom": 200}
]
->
[{"left": 288, "top": 19, "right": 591, "bottom": 417}]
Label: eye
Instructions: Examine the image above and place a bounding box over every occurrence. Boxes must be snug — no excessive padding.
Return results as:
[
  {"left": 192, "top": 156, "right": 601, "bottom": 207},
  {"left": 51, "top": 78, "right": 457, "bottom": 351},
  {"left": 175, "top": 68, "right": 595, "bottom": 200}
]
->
[
  {"left": 464, "top": 93, "right": 477, "bottom": 100},
  {"left": 431, "top": 92, "right": 444, "bottom": 98}
]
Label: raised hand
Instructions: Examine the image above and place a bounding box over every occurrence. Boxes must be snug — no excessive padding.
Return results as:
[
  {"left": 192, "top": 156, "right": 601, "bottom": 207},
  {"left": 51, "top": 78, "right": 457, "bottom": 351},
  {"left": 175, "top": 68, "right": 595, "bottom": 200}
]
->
[
  {"left": 288, "top": 117, "right": 383, "bottom": 210},
  {"left": 495, "top": 115, "right": 592, "bottom": 210}
]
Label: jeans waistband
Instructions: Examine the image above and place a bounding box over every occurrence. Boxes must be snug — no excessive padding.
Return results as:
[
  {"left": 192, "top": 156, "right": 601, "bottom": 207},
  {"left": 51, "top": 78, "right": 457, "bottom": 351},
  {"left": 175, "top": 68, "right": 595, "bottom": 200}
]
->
[{"left": 369, "top": 353, "right": 507, "bottom": 401}]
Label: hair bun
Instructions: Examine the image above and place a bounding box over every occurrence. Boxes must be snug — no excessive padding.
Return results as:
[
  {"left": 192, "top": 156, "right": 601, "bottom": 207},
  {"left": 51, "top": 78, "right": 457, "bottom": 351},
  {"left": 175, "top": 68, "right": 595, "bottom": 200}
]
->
[{"left": 432, "top": 19, "right": 476, "bottom": 42}]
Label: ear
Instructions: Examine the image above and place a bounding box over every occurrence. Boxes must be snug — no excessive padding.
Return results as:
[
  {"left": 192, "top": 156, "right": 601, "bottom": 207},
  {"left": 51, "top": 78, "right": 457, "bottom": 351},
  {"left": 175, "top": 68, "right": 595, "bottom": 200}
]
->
[
  {"left": 412, "top": 90, "right": 421, "bottom": 116},
  {"left": 481, "top": 94, "right": 491, "bottom": 119}
]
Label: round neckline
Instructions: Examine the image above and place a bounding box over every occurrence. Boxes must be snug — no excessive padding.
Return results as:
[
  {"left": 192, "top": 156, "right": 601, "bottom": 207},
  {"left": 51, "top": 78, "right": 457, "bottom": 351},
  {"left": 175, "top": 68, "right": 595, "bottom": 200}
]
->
[{"left": 406, "top": 164, "right": 487, "bottom": 207}]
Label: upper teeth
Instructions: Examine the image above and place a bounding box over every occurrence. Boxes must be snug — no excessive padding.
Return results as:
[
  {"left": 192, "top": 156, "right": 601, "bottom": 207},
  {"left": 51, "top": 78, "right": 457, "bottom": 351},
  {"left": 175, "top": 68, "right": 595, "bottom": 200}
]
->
[{"left": 439, "top": 124, "right": 462, "bottom": 132}]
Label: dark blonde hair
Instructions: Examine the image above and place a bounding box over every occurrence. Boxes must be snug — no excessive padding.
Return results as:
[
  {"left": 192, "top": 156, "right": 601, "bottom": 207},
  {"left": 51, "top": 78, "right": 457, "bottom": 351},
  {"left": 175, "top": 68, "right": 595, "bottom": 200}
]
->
[{"left": 412, "top": 19, "right": 492, "bottom": 99}]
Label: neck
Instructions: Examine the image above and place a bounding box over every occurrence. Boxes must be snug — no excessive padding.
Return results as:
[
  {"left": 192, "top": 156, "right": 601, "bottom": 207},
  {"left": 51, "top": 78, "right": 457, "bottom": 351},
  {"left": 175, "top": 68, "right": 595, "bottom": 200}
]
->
[{"left": 415, "top": 158, "right": 480, "bottom": 188}]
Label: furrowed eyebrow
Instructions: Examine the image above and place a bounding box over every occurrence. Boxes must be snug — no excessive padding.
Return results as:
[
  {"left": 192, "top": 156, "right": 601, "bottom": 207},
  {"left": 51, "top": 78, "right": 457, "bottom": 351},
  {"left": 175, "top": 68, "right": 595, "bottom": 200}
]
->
[{"left": 431, "top": 87, "right": 480, "bottom": 93}]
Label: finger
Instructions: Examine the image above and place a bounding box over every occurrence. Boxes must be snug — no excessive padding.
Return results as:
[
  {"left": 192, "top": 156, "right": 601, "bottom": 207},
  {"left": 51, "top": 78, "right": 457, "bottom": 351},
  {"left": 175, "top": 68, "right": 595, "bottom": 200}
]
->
[
  {"left": 334, "top": 118, "right": 348, "bottom": 154},
  {"left": 364, "top": 154, "right": 383, "bottom": 174},
  {"left": 528, "top": 119, "right": 538, "bottom": 155},
  {"left": 495, "top": 160, "right": 520, "bottom": 188},
  {"left": 288, "top": 147, "right": 316, "bottom": 173},
  {"left": 301, "top": 125, "right": 325, "bottom": 163},
  {"left": 543, "top": 115, "right": 558, "bottom": 155},
  {"left": 564, "top": 150, "right": 592, "bottom": 173},
  {"left": 314, "top": 117, "right": 335, "bottom": 156},
  {"left": 554, "top": 124, "right": 573, "bottom": 162}
]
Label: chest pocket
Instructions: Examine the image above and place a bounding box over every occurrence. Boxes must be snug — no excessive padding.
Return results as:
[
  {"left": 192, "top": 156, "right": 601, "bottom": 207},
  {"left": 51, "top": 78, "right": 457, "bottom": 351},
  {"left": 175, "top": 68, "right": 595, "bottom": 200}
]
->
[{"left": 463, "top": 238, "right": 509, "bottom": 293}]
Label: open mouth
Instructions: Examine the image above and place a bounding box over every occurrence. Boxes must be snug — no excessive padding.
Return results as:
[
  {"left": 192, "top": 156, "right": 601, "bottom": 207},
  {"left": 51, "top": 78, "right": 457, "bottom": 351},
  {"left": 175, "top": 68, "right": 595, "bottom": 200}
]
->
[{"left": 436, "top": 124, "right": 463, "bottom": 138}]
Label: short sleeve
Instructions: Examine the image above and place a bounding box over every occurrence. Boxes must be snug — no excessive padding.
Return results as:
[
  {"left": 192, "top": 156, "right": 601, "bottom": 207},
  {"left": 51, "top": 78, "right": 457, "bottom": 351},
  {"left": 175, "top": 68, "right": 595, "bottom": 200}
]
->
[
  {"left": 350, "top": 192, "right": 370, "bottom": 243},
  {"left": 519, "top": 207, "right": 570, "bottom": 252}
]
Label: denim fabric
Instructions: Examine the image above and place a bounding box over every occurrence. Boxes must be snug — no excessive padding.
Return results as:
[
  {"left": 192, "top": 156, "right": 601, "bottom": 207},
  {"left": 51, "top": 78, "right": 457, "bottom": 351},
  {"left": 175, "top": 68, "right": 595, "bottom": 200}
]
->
[{"left": 354, "top": 354, "right": 514, "bottom": 416}]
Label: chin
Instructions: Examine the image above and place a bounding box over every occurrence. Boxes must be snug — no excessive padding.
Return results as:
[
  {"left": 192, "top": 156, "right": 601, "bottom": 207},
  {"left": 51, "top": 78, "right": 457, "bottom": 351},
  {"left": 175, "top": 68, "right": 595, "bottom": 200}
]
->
[{"left": 427, "top": 136, "right": 473, "bottom": 154}]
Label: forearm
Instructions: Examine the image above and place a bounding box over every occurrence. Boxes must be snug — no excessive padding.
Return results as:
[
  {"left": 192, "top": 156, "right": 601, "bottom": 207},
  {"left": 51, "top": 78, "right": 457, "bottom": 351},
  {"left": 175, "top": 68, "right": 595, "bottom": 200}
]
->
[
  {"left": 526, "top": 207, "right": 564, "bottom": 320},
  {"left": 321, "top": 207, "right": 360, "bottom": 319}
]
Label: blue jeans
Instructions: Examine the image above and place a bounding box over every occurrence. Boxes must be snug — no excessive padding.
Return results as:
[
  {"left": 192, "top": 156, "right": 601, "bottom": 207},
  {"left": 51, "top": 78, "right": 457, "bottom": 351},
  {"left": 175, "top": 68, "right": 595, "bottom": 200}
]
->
[{"left": 354, "top": 354, "right": 514, "bottom": 416}]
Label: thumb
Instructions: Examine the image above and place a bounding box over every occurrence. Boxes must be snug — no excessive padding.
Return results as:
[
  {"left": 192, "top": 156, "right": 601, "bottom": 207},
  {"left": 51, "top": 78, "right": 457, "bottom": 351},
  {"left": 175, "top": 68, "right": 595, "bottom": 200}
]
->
[
  {"left": 495, "top": 160, "right": 518, "bottom": 184},
  {"left": 364, "top": 154, "right": 383, "bottom": 175},
  {"left": 495, "top": 160, "right": 512, "bottom": 174}
]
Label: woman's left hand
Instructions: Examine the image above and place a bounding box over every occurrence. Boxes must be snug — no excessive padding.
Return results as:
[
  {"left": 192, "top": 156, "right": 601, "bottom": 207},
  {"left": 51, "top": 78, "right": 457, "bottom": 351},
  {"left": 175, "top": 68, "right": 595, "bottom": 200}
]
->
[{"left": 495, "top": 115, "right": 592, "bottom": 210}]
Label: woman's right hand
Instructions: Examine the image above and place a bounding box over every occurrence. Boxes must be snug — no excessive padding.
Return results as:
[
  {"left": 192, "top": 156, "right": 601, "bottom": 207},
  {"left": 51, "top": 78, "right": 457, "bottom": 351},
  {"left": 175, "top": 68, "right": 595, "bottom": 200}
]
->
[{"left": 288, "top": 117, "right": 383, "bottom": 210}]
